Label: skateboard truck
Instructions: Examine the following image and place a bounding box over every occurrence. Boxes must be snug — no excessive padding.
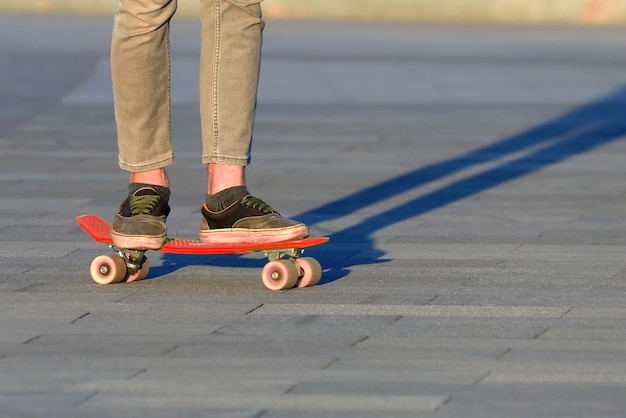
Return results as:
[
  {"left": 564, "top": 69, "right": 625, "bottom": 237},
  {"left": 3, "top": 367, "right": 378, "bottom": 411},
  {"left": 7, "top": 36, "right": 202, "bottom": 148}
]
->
[
  {"left": 109, "top": 246, "right": 146, "bottom": 275},
  {"left": 264, "top": 248, "right": 303, "bottom": 262}
]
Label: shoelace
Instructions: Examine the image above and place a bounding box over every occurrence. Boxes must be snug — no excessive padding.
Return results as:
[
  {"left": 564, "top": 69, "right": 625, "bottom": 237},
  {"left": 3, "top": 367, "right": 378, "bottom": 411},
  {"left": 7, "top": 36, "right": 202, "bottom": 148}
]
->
[
  {"left": 129, "top": 194, "right": 161, "bottom": 215},
  {"left": 240, "top": 195, "right": 278, "bottom": 214}
]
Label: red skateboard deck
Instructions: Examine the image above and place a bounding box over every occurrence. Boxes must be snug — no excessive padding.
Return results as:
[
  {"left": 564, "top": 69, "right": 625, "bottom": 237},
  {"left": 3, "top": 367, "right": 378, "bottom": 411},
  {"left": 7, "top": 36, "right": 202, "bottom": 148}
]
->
[{"left": 77, "top": 214, "right": 328, "bottom": 290}]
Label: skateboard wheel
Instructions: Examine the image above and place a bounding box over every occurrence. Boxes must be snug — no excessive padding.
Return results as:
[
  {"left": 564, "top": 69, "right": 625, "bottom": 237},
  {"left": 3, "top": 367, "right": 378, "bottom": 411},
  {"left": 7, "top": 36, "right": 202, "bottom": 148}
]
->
[
  {"left": 90, "top": 255, "right": 127, "bottom": 285},
  {"left": 295, "top": 257, "right": 322, "bottom": 288},
  {"left": 261, "top": 259, "right": 299, "bottom": 290},
  {"left": 126, "top": 258, "right": 150, "bottom": 283}
]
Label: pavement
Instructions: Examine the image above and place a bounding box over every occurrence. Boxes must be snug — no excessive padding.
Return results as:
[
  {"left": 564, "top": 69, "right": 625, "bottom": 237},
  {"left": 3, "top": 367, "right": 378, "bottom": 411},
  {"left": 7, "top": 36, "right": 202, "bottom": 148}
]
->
[{"left": 2, "top": 13, "right": 626, "bottom": 418}]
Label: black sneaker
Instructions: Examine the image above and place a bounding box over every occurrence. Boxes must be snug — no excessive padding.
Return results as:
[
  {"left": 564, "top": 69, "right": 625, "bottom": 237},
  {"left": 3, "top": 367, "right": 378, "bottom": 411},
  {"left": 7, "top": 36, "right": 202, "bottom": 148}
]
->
[
  {"left": 200, "top": 186, "right": 308, "bottom": 244},
  {"left": 111, "top": 183, "right": 170, "bottom": 250}
]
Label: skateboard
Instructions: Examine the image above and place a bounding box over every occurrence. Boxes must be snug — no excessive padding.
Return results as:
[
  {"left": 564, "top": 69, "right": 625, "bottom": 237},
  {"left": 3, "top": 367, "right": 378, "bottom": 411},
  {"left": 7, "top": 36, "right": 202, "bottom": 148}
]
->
[{"left": 76, "top": 214, "right": 328, "bottom": 290}]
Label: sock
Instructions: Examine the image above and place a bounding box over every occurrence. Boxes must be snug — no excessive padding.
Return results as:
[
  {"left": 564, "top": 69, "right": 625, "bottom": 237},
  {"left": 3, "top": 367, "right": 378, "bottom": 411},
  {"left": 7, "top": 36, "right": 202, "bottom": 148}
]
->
[
  {"left": 205, "top": 186, "right": 248, "bottom": 212},
  {"left": 129, "top": 183, "right": 170, "bottom": 202}
]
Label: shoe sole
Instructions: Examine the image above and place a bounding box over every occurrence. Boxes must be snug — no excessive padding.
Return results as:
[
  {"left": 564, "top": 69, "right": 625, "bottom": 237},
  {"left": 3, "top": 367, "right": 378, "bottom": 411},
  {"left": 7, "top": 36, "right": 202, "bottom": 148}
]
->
[
  {"left": 111, "top": 232, "right": 167, "bottom": 250},
  {"left": 199, "top": 224, "right": 309, "bottom": 245}
]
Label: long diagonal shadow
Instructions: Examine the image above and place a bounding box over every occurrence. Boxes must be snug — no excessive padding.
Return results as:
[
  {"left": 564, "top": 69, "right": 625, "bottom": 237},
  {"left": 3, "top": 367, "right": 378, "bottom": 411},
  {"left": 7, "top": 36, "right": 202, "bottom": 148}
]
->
[{"left": 152, "top": 86, "right": 626, "bottom": 283}]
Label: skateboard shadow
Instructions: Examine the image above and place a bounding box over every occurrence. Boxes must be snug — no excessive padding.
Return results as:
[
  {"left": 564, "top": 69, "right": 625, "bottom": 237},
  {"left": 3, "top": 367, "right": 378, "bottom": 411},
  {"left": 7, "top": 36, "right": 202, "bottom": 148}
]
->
[{"left": 152, "top": 85, "right": 626, "bottom": 284}]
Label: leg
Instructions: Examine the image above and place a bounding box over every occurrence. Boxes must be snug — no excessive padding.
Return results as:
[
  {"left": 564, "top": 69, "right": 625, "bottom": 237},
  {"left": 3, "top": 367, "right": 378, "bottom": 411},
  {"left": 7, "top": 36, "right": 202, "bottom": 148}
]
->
[
  {"left": 112, "top": 0, "right": 177, "bottom": 172},
  {"left": 110, "top": 0, "right": 177, "bottom": 249},
  {"left": 199, "top": 0, "right": 264, "bottom": 168},
  {"left": 197, "top": 1, "right": 308, "bottom": 244}
]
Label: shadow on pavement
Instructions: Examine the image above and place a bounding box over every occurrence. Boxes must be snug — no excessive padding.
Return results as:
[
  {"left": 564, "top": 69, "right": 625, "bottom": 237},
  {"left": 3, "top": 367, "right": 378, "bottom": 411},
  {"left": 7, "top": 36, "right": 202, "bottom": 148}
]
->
[{"left": 151, "top": 86, "right": 626, "bottom": 285}]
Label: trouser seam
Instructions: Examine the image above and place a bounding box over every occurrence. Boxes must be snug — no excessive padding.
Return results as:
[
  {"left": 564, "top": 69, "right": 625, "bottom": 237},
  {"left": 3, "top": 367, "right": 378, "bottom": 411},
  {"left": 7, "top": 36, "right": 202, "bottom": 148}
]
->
[
  {"left": 166, "top": 22, "right": 172, "bottom": 150},
  {"left": 212, "top": 0, "right": 221, "bottom": 157}
]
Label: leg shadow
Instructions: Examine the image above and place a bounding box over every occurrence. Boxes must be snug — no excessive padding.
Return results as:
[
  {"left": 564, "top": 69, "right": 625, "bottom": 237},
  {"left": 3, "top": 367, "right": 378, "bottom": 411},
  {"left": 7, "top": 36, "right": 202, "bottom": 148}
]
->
[{"left": 149, "top": 86, "right": 626, "bottom": 284}]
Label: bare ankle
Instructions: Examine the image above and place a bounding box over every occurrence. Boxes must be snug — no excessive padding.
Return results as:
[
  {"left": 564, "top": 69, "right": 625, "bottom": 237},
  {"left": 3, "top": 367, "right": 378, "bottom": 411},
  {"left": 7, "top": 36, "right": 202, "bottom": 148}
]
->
[
  {"left": 207, "top": 164, "right": 245, "bottom": 194},
  {"left": 130, "top": 169, "right": 170, "bottom": 188}
]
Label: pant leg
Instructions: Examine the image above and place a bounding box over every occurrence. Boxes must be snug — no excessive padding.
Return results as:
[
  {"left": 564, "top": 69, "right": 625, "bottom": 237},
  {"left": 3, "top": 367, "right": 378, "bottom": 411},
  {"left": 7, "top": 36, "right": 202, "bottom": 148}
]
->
[
  {"left": 199, "top": 0, "right": 265, "bottom": 166},
  {"left": 112, "top": 0, "right": 178, "bottom": 172}
]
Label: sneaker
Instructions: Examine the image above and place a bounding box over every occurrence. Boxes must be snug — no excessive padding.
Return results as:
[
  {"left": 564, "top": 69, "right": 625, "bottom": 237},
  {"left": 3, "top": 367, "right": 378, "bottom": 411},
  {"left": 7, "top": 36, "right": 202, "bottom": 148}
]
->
[
  {"left": 200, "top": 186, "right": 309, "bottom": 244},
  {"left": 111, "top": 183, "right": 171, "bottom": 250}
]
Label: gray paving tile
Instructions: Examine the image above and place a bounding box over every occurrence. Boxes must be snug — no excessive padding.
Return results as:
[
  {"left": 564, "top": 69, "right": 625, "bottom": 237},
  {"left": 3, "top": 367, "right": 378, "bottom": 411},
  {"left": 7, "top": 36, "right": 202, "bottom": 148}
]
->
[{"left": 82, "top": 393, "right": 448, "bottom": 413}]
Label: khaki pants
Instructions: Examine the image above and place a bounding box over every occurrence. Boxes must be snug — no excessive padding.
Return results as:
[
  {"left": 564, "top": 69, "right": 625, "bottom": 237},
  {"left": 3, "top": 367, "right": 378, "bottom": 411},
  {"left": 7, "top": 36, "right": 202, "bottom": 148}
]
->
[{"left": 111, "top": 0, "right": 264, "bottom": 171}]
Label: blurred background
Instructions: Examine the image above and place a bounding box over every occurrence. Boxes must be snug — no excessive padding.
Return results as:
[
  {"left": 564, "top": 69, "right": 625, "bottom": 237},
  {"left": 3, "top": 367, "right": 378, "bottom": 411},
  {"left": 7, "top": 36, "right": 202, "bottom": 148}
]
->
[{"left": 2, "top": 0, "right": 626, "bottom": 25}]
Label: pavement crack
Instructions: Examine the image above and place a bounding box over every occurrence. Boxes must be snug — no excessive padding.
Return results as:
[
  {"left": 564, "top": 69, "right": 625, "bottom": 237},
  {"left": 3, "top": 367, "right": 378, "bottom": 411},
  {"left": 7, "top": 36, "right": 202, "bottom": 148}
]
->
[
  {"left": 351, "top": 336, "right": 369, "bottom": 347},
  {"left": 560, "top": 307, "right": 574, "bottom": 318},
  {"left": 496, "top": 348, "right": 512, "bottom": 360},
  {"left": 435, "top": 396, "right": 453, "bottom": 411},
  {"left": 75, "top": 391, "right": 98, "bottom": 407},
  {"left": 385, "top": 315, "right": 403, "bottom": 325},
  {"left": 161, "top": 344, "right": 180, "bottom": 356},
  {"left": 210, "top": 306, "right": 264, "bottom": 335},
  {"left": 473, "top": 372, "right": 491, "bottom": 385},
  {"left": 210, "top": 324, "right": 230, "bottom": 335},
  {"left": 321, "top": 358, "right": 339, "bottom": 370},
  {"left": 534, "top": 327, "right": 550, "bottom": 340},
  {"left": 245, "top": 304, "right": 264, "bottom": 315},
  {"left": 69, "top": 312, "right": 90, "bottom": 324},
  {"left": 22, "top": 335, "right": 43, "bottom": 345},
  {"left": 114, "top": 292, "right": 138, "bottom": 303},
  {"left": 460, "top": 278, "right": 473, "bottom": 286},
  {"left": 283, "top": 382, "right": 300, "bottom": 394},
  {"left": 424, "top": 296, "right": 438, "bottom": 305},
  {"left": 128, "top": 368, "right": 147, "bottom": 380}
]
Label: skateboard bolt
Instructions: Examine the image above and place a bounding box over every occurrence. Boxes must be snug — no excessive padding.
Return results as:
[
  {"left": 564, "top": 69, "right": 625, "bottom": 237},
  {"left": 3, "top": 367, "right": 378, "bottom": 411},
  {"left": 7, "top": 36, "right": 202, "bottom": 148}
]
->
[
  {"left": 100, "top": 266, "right": 110, "bottom": 275},
  {"left": 271, "top": 272, "right": 280, "bottom": 280}
]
